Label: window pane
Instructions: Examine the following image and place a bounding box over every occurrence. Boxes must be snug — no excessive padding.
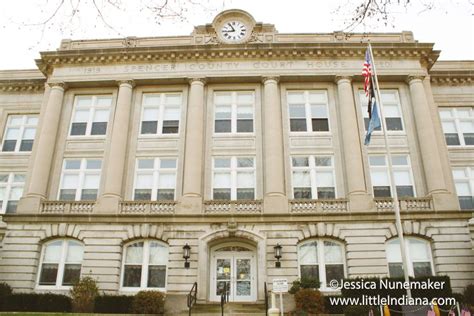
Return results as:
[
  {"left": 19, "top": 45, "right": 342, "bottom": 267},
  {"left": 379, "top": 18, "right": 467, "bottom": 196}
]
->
[
  {"left": 91, "top": 122, "right": 107, "bottom": 135},
  {"left": 86, "top": 160, "right": 102, "bottom": 169},
  {"left": 237, "top": 188, "right": 254, "bottom": 200},
  {"left": 290, "top": 119, "right": 307, "bottom": 132},
  {"left": 2, "top": 140, "right": 16, "bottom": 151},
  {"left": 73, "top": 109, "right": 89, "bottom": 122},
  {"left": 134, "top": 189, "right": 152, "bottom": 200},
  {"left": 126, "top": 242, "right": 144, "bottom": 264},
  {"left": 287, "top": 93, "right": 304, "bottom": 104},
  {"left": 158, "top": 173, "right": 175, "bottom": 189},
  {"left": 386, "top": 118, "right": 403, "bottom": 131},
  {"left": 309, "top": 92, "right": 327, "bottom": 103},
  {"left": 413, "top": 262, "right": 432, "bottom": 278},
  {"left": 6, "top": 201, "right": 18, "bottom": 213},
  {"left": 442, "top": 121, "right": 457, "bottom": 133},
  {"left": 13, "top": 174, "right": 23, "bottom": 183},
  {"left": 299, "top": 242, "right": 317, "bottom": 264},
  {"left": 459, "top": 196, "right": 474, "bottom": 210},
  {"left": 445, "top": 133, "right": 461, "bottom": 145},
  {"left": 237, "top": 172, "right": 254, "bottom": 188},
  {"left": 371, "top": 170, "right": 389, "bottom": 186},
  {"left": 96, "top": 96, "right": 112, "bottom": 107},
  {"left": 237, "top": 158, "right": 253, "bottom": 168},
  {"left": 19, "top": 140, "right": 33, "bottom": 151},
  {"left": 70, "top": 123, "right": 87, "bottom": 135},
  {"left": 394, "top": 170, "right": 411, "bottom": 185},
  {"left": 294, "top": 187, "right": 312, "bottom": 199},
  {"left": 44, "top": 241, "right": 62, "bottom": 262},
  {"left": 311, "top": 105, "right": 327, "bottom": 118},
  {"left": 23, "top": 127, "right": 36, "bottom": 139},
  {"left": 93, "top": 109, "right": 109, "bottom": 122},
  {"left": 0, "top": 175, "right": 8, "bottom": 183},
  {"left": 318, "top": 187, "right": 335, "bottom": 199},
  {"left": 464, "top": 133, "right": 474, "bottom": 145},
  {"left": 312, "top": 118, "right": 329, "bottom": 131},
  {"left": 148, "top": 266, "right": 166, "bottom": 288},
  {"left": 143, "top": 107, "right": 159, "bottom": 120},
  {"left": 66, "top": 242, "right": 84, "bottom": 262},
  {"left": 237, "top": 120, "right": 253, "bottom": 133},
  {"left": 123, "top": 265, "right": 142, "bottom": 287},
  {"left": 27, "top": 116, "right": 39, "bottom": 125},
  {"left": 215, "top": 94, "right": 232, "bottom": 104},
  {"left": 59, "top": 189, "right": 76, "bottom": 201},
  {"left": 409, "top": 239, "right": 430, "bottom": 261},
  {"left": 136, "top": 174, "right": 153, "bottom": 188},
  {"left": 164, "top": 106, "right": 180, "bottom": 121},
  {"left": 141, "top": 121, "right": 158, "bottom": 134},
  {"left": 213, "top": 189, "right": 231, "bottom": 200},
  {"left": 374, "top": 186, "right": 391, "bottom": 197},
  {"left": 455, "top": 182, "right": 471, "bottom": 196},
  {"left": 316, "top": 171, "right": 334, "bottom": 187},
  {"left": 62, "top": 174, "right": 79, "bottom": 189},
  {"left": 369, "top": 156, "right": 386, "bottom": 166},
  {"left": 138, "top": 159, "right": 154, "bottom": 169},
  {"left": 9, "top": 187, "right": 23, "bottom": 200},
  {"left": 325, "top": 264, "right": 344, "bottom": 286},
  {"left": 62, "top": 264, "right": 81, "bottom": 286},
  {"left": 236, "top": 93, "right": 253, "bottom": 104},
  {"left": 162, "top": 120, "right": 179, "bottom": 134},
  {"left": 164, "top": 94, "right": 181, "bottom": 105},
  {"left": 214, "top": 173, "right": 231, "bottom": 188},
  {"left": 324, "top": 241, "right": 343, "bottom": 263},
  {"left": 215, "top": 105, "right": 231, "bottom": 119},
  {"left": 388, "top": 263, "right": 404, "bottom": 278},
  {"left": 81, "top": 189, "right": 97, "bottom": 200},
  {"left": 396, "top": 186, "right": 414, "bottom": 198},
  {"left": 293, "top": 171, "right": 311, "bottom": 187},
  {"left": 149, "top": 242, "right": 168, "bottom": 265},
  {"left": 300, "top": 265, "right": 319, "bottom": 281},
  {"left": 65, "top": 160, "right": 81, "bottom": 169},
  {"left": 83, "top": 174, "right": 100, "bottom": 189},
  {"left": 289, "top": 105, "right": 305, "bottom": 118},
  {"left": 315, "top": 157, "right": 332, "bottom": 167},
  {"left": 214, "top": 158, "right": 231, "bottom": 168},
  {"left": 215, "top": 120, "right": 231, "bottom": 133},
  {"left": 160, "top": 159, "right": 176, "bottom": 169},
  {"left": 292, "top": 157, "right": 309, "bottom": 167},
  {"left": 39, "top": 263, "right": 59, "bottom": 285},
  {"left": 392, "top": 156, "right": 408, "bottom": 166},
  {"left": 157, "top": 189, "right": 174, "bottom": 200}
]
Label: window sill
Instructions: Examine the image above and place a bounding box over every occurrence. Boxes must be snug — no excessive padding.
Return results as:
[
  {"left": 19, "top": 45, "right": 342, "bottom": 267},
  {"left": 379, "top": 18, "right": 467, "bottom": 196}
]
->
[
  {"left": 119, "top": 287, "right": 167, "bottom": 294},
  {"left": 138, "top": 134, "right": 180, "bottom": 139},
  {"left": 67, "top": 136, "right": 107, "bottom": 140},
  {"left": 35, "top": 285, "right": 72, "bottom": 291}
]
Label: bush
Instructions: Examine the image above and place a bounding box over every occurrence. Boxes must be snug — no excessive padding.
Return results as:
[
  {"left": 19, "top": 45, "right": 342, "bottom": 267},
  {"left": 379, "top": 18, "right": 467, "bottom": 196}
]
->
[
  {"left": 294, "top": 288, "right": 326, "bottom": 315},
  {"left": 94, "top": 295, "right": 134, "bottom": 314},
  {"left": 132, "top": 290, "right": 165, "bottom": 314},
  {"left": 3, "top": 293, "right": 71, "bottom": 312},
  {"left": 70, "top": 277, "right": 99, "bottom": 312},
  {"left": 324, "top": 295, "right": 345, "bottom": 314},
  {"left": 289, "top": 277, "right": 320, "bottom": 294},
  {"left": 463, "top": 284, "right": 474, "bottom": 311},
  {"left": 0, "top": 282, "right": 12, "bottom": 310}
]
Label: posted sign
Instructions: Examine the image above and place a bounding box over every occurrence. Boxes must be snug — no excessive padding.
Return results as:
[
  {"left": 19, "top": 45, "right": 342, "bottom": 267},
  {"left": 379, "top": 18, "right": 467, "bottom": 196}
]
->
[{"left": 272, "top": 278, "right": 288, "bottom": 293}]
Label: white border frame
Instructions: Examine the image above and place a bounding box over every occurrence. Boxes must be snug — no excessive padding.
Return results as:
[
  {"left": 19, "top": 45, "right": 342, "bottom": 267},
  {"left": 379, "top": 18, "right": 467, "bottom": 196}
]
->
[
  {"left": 57, "top": 158, "right": 102, "bottom": 200},
  {"left": 132, "top": 157, "right": 177, "bottom": 200},
  {"left": 287, "top": 90, "right": 331, "bottom": 135},
  {"left": 1, "top": 114, "right": 38, "bottom": 153},
  {"left": 68, "top": 95, "right": 113, "bottom": 138},
  {"left": 139, "top": 92, "right": 183, "bottom": 137},
  {"left": 211, "top": 156, "right": 256, "bottom": 200},
  {"left": 213, "top": 90, "right": 255, "bottom": 136},
  {"left": 290, "top": 155, "right": 337, "bottom": 199}
]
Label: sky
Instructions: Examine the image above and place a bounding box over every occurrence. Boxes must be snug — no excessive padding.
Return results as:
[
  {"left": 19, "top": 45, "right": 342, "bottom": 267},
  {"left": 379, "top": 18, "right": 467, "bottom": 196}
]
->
[{"left": 0, "top": 0, "right": 473, "bottom": 70}]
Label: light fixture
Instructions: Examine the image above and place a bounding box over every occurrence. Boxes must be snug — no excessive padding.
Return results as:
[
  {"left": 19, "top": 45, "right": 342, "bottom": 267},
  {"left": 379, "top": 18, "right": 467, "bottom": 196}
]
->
[
  {"left": 274, "top": 243, "right": 282, "bottom": 268},
  {"left": 183, "top": 243, "right": 191, "bottom": 268}
]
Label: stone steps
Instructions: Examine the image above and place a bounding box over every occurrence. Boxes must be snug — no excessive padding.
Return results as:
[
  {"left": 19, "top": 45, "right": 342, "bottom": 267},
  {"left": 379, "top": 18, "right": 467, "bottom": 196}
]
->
[{"left": 174, "top": 302, "right": 267, "bottom": 316}]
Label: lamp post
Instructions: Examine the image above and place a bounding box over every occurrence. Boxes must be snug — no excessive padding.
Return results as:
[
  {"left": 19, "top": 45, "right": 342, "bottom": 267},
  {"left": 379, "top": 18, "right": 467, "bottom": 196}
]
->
[
  {"left": 274, "top": 243, "right": 282, "bottom": 268},
  {"left": 183, "top": 243, "right": 191, "bottom": 268}
]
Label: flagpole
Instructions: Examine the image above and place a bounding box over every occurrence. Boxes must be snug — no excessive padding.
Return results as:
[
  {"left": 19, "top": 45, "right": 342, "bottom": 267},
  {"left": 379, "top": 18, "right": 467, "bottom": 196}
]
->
[{"left": 367, "top": 42, "right": 412, "bottom": 298}]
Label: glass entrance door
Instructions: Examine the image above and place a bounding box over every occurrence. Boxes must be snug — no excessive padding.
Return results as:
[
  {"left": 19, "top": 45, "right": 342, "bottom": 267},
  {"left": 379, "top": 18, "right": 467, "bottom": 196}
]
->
[{"left": 211, "top": 252, "right": 255, "bottom": 302}]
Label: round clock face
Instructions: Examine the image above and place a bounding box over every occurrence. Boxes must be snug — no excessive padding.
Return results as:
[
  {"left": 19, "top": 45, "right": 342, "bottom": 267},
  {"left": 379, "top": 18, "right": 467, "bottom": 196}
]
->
[{"left": 221, "top": 21, "right": 247, "bottom": 42}]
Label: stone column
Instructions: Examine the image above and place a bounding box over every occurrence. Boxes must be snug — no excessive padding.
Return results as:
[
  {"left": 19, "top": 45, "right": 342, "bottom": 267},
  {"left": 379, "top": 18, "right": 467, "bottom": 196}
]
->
[
  {"left": 262, "top": 77, "right": 288, "bottom": 213},
  {"left": 407, "top": 75, "right": 458, "bottom": 210},
  {"left": 17, "top": 82, "right": 66, "bottom": 213},
  {"left": 335, "top": 76, "right": 374, "bottom": 211},
  {"left": 180, "top": 78, "right": 206, "bottom": 213},
  {"left": 95, "top": 80, "right": 134, "bottom": 213}
]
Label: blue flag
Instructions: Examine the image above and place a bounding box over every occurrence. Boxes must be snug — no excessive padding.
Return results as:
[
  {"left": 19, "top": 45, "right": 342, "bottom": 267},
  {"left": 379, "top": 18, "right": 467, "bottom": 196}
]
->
[{"left": 364, "top": 97, "right": 381, "bottom": 145}]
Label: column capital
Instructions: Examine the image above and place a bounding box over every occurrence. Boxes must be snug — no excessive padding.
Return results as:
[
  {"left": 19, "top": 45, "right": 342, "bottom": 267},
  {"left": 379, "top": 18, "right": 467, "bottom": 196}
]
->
[
  {"left": 334, "top": 75, "right": 353, "bottom": 84},
  {"left": 47, "top": 81, "right": 67, "bottom": 90},
  {"left": 262, "top": 76, "right": 280, "bottom": 84},
  {"left": 117, "top": 79, "right": 135, "bottom": 88},
  {"left": 406, "top": 75, "right": 425, "bottom": 84},
  {"left": 188, "top": 77, "right": 207, "bottom": 85}
]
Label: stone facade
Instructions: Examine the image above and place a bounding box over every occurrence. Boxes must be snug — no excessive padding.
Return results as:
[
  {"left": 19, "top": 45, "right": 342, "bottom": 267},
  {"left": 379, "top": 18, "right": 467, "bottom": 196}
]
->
[{"left": 0, "top": 9, "right": 473, "bottom": 313}]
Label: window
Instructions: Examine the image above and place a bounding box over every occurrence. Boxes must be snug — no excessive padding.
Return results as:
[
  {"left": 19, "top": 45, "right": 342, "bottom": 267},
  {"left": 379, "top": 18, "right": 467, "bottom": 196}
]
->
[
  {"left": 439, "top": 107, "right": 474, "bottom": 146},
  {"left": 214, "top": 91, "right": 254, "bottom": 134},
  {"left": 0, "top": 173, "right": 25, "bottom": 213},
  {"left": 288, "top": 91, "right": 329, "bottom": 132},
  {"left": 452, "top": 167, "right": 474, "bottom": 210},
  {"left": 2, "top": 115, "right": 38, "bottom": 152},
  {"left": 70, "top": 95, "right": 112, "bottom": 136},
  {"left": 58, "top": 159, "right": 102, "bottom": 201},
  {"left": 359, "top": 90, "right": 404, "bottom": 132},
  {"left": 369, "top": 155, "right": 415, "bottom": 198},
  {"left": 122, "top": 240, "right": 168, "bottom": 290},
  {"left": 134, "top": 158, "right": 177, "bottom": 200},
  {"left": 212, "top": 157, "right": 255, "bottom": 200},
  {"left": 298, "top": 239, "right": 345, "bottom": 289},
  {"left": 386, "top": 237, "right": 434, "bottom": 278},
  {"left": 291, "top": 156, "right": 336, "bottom": 199},
  {"left": 140, "top": 93, "right": 182, "bottom": 135},
  {"left": 38, "top": 239, "right": 84, "bottom": 287}
]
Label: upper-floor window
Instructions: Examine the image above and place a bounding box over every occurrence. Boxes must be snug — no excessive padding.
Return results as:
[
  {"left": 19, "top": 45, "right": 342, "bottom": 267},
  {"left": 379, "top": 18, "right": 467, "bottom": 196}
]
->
[
  {"left": 38, "top": 239, "right": 84, "bottom": 288},
  {"left": 359, "top": 90, "right": 404, "bottom": 132},
  {"left": 386, "top": 237, "right": 434, "bottom": 278},
  {"left": 70, "top": 95, "right": 112, "bottom": 136},
  {"left": 140, "top": 93, "right": 181, "bottom": 135},
  {"left": 0, "top": 173, "right": 25, "bottom": 213},
  {"left": 58, "top": 159, "right": 102, "bottom": 200},
  {"left": 452, "top": 167, "right": 474, "bottom": 210},
  {"left": 212, "top": 157, "right": 255, "bottom": 200},
  {"left": 288, "top": 90, "right": 329, "bottom": 132},
  {"left": 298, "top": 239, "right": 346, "bottom": 289},
  {"left": 134, "top": 158, "right": 177, "bottom": 201},
  {"left": 439, "top": 107, "right": 474, "bottom": 146},
  {"left": 121, "top": 240, "right": 169, "bottom": 290},
  {"left": 369, "top": 154, "right": 415, "bottom": 198},
  {"left": 2, "top": 115, "right": 38, "bottom": 152},
  {"left": 214, "top": 91, "right": 254, "bottom": 134},
  {"left": 291, "top": 156, "right": 336, "bottom": 199}
]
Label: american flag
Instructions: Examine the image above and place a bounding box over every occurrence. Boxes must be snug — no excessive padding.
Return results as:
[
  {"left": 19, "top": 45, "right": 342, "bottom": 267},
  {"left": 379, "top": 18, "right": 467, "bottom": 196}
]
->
[{"left": 362, "top": 48, "right": 372, "bottom": 96}]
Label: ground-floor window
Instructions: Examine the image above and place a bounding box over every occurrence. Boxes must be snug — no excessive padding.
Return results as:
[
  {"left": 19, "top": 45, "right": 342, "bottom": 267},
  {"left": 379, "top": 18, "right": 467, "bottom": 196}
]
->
[
  {"left": 121, "top": 240, "right": 169, "bottom": 290},
  {"left": 386, "top": 237, "right": 434, "bottom": 278}
]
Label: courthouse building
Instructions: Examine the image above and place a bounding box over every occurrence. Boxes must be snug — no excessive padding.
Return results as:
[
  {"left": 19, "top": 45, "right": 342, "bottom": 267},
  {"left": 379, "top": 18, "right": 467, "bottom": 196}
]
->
[{"left": 0, "top": 9, "right": 473, "bottom": 311}]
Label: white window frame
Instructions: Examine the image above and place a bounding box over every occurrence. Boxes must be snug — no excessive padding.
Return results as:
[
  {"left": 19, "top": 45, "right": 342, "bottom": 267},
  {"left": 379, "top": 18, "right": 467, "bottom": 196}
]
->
[
  {"left": 139, "top": 92, "right": 182, "bottom": 136},
  {"left": 287, "top": 90, "right": 330, "bottom": 133},
  {"left": 133, "top": 157, "right": 177, "bottom": 200},
  {"left": 69, "top": 95, "right": 113, "bottom": 137},
  {"left": 212, "top": 156, "right": 256, "bottom": 200},
  {"left": 386, "top": 237, "right": 435, "bottom": 278},
  {"left": 291, "top": 155, "right": 337, "bottom": 199},
  {"left": 359, "top": 89, "right": 405, "bottom": 134},
  {"left": 1, "top": 114, "right": 38, "bottom": 152},
  {"left": 57, "top": 158, "right": 102, "bottom": 201},
  {"left": 36, "top": 239, "right": 84, "bottom": 290},
  {"left": 439, "top": 107, "right": 474, "bottom": 147},
  {"left": 452, "top": 166, "right": 474, "bottom": 209},
  {"left": 120, "top": 239, "right": 169, "bottom": 292},
  {"left": 213, "top": 91, "right": 255, "bottom": 135},
  {"left": 0, "top": 173, "right": 25, "bottom": 214},
  {"left": 369, "top": 154, "right": 416, "bottom": 198},
  {"left": 297, "top": 239, "right": 347, "bottom": 292}
]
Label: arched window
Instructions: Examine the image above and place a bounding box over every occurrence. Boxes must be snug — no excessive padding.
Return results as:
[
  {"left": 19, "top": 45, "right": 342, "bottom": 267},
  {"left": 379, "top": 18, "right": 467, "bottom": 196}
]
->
[
  {"left": 298, "top": 239, "right": 346, "bottom": 289},
  {"left": 37, "top": 239, "right": 84, "bottom": 288},
  {"left": 121, "top": 240, "right": 169, "bottom": 290},
  {"left": 386, "top": 237, "right": 434, "bottom": 278}
]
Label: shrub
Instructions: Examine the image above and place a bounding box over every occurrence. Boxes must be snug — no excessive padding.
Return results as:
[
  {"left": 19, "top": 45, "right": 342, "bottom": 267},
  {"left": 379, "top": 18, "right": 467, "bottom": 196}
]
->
[
  {"left": 463, "top": 284, "right": 474, "bottom": 311},
  {"left": 0, "top": 282, "right": 12, "bottom": 310},
  {"left": 3, "top": 293, "right": 71, "bottom": 312},
  {"left": 94, "top": 295, "right": 134, "bottom": 314},
  {"left": 289, "top": 277, "right": 320, "bottom": 294},
  {"left": 324, "top": 295, "right": 345, "bottom": 314},
  {"left": 70, "top": 277, "right": 99, "bottom": 312},
  {"left": 294, "top": 288, "right": 326, "bottom": 315},
  {"left": 132, "top": 290, "right": 165, "bottom": 314}
]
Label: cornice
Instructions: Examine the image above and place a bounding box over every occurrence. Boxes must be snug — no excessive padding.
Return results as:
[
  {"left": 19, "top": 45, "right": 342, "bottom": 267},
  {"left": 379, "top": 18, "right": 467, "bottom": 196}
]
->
[
  {"left": 0, "top": 79, "right": 45, "bottom": 93},
  {"left": 35, "top": 42, "right": 440, "bottom": 76},
  {"left": 430, "top": 72, "right": 474, "bottom": 85}
]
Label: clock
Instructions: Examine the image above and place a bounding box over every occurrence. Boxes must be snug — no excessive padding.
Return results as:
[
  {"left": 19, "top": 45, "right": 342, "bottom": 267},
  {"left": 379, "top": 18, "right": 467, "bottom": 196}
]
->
[{"left": 220, "top": 21, "right": 248, "bottom": 42}]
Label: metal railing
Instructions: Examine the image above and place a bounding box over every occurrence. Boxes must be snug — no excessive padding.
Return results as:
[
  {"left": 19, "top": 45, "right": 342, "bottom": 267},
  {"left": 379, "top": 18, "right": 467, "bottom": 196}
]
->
[
  {"left": 187, "top": 282, "right": 197, "bottom": 316},
  {"left": 220, "top": 282, "right": 229, "bottom": 316},
  {"left": 264, "top": 282, "right": 269, "bottom": 316}
]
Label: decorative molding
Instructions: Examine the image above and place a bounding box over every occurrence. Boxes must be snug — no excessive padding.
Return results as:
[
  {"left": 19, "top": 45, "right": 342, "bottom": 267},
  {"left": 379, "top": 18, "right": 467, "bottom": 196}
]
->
[
  {"left": 124, "top": 223, "right": 165, "bottom": 241},
  {"left": 188, "top": 77, "right": 207, "bottom": 85},
  {"left": 39, "top": 223, "right": 82, "bottom": 241},
  {"left": 117, "top": 79, "right": 135, "bottom": 88},
  {"left": 406, "top": 75, "right": 426, "bottom": 84},
  {"left": 47, "top": 81, "right": 67, "bottom": 90},
  {"left": 297, "top": 223, "right": 343, "bottom": 241},
  {"left": 385, "top": 220, "right": 439, "bottom": 239},
  {"left": 430, "top": 75, "right": 473, "bottom": 85},
  {"left": 335, "top": 75, "right": 353, "bottom": 83},
  {"left": 0, "top": 80, "right": 45, "bottom": 93},
  {"left": 262, "top": 76, "right": 280, "bottom": 84}
]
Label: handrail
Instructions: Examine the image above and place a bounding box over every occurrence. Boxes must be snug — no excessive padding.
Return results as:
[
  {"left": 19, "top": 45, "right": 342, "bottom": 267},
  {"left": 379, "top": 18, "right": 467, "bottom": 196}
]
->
[
  {"left": 220, "top": 282, "right": 229, "bottom": 316},
  {"left": 264, "top": 282, "right": 269, "bottom": 316},
  {"left": 187, "top": 282, "right": 197, "bottom": 316}
]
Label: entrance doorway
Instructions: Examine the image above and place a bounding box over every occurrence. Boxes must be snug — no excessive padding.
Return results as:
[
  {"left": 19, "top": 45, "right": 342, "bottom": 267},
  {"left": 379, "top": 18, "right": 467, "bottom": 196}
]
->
[{"left": 210, "top": 243, "right": 257, "bottom": 302}]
